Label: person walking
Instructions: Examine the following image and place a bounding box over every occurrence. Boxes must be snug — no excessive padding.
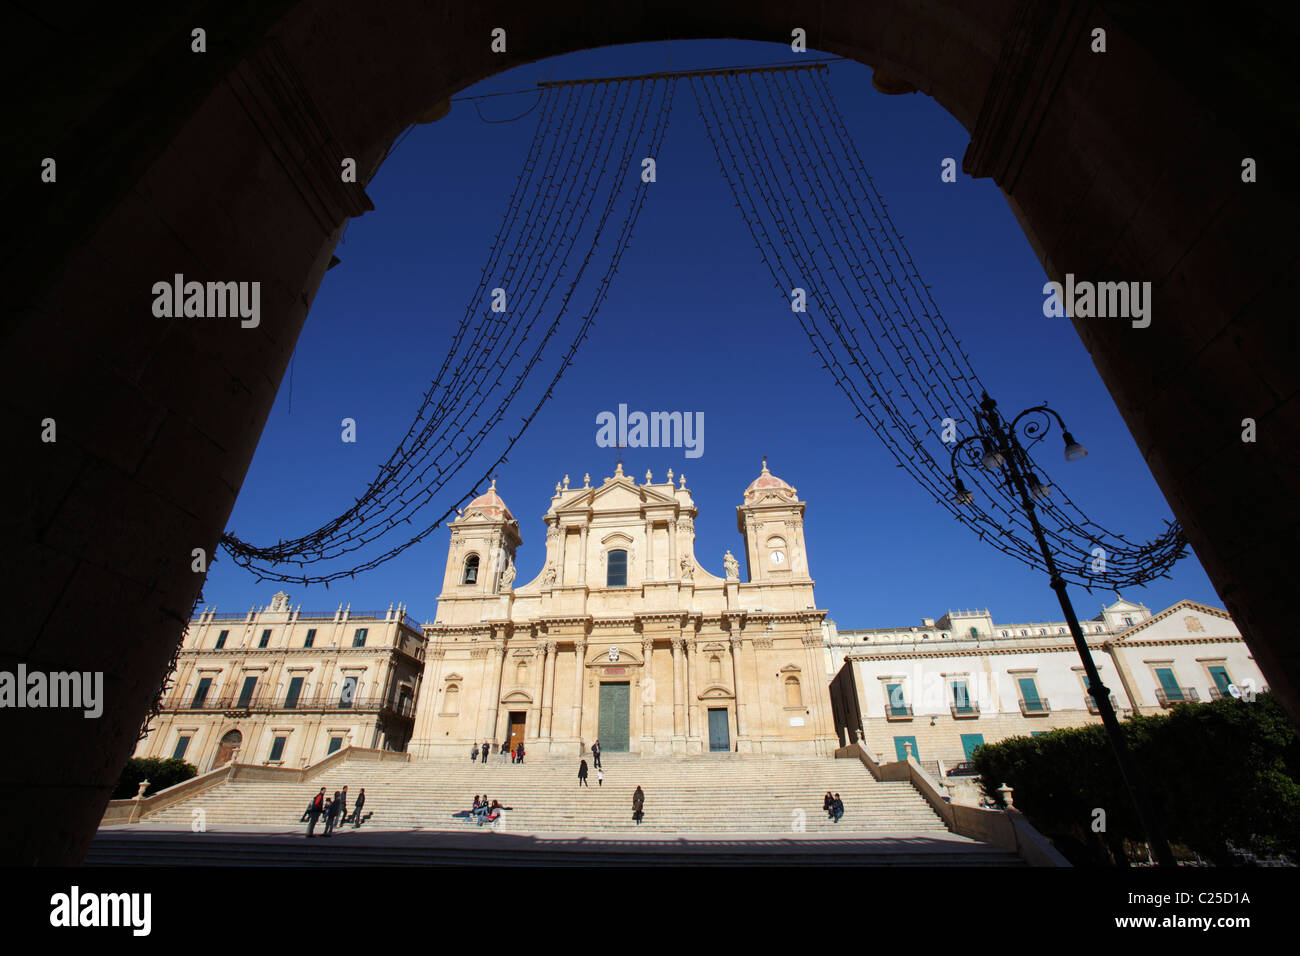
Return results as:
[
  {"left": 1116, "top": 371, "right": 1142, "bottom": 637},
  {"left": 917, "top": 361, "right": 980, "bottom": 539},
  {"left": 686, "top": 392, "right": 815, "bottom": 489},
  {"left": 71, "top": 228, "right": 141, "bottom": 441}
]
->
[
  {"left": 632, "top": 785, "right": 645, "bottom": 825},
  {"left": 596, "top": 767, "right": 605, "bottom": 787},
  {"left": 578, "top": 759, "right": 589, "bottom": 787},
  {"left": 351, "top": 788, "right": 366, "bottom": 827},
  {"left": 337, "top": 786, "right": 348, "bottom": 826},
  {"left": 591, "top": 739, "right": 602, "bottom": 770},
  {"left": 480, "top": 741, "right": 489, "bottom": 764},
  {"left": 470, "top": 743, "right": 479, "bottom": 762},
  {"left": 306, "top": 787, "right": 327, "bottom": 837}
]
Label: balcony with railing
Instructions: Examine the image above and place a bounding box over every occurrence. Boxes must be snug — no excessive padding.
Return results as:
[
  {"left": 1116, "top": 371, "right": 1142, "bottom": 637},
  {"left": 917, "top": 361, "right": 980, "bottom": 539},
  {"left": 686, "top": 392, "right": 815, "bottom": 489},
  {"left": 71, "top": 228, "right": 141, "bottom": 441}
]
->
[
  {"left": 950, "top": 702, "right": 981, "bottom": 719},
  {"left": 884, "top": 702, "right": 914, "bottom": 722},
  {"left": 163, "top": 693, "right": 417, "bottom": 719},
  {"left": 1085, "top": 693, "right": 1119, "bottom": 715},
  {"left": 1018, "top": 696, "right": 1051, "bottom": 716},
  {"left": 1155, "top": 686, "right": 1200, "bottom": 708}
]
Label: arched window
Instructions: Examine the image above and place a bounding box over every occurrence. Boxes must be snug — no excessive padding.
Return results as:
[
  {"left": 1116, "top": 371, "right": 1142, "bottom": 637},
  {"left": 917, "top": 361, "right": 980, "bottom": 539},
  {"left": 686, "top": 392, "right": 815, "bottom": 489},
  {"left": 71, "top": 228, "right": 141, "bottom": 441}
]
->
[
  {"left": 709, "top": 655, "right": 721, "bottom": 682},
  {"left": 462, "top": 554, "right": 479, "bottom": 585},
  {"left": 607, "top": 549, "right": 627, "bottom": 587},
  {"left": 784, "top": 676, "right": 802, "bottom": 707},
  {"left": 445, "top": 683, "right": 460, "bottom": 714},
  {"left": 515, "top": 660, "right": 527, "bottom": 685}
]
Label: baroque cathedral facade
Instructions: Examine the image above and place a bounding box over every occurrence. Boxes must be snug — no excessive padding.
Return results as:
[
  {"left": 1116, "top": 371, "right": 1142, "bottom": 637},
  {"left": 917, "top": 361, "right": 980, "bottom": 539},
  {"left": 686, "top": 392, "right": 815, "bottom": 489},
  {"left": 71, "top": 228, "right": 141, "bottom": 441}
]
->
[{"left": 408, "top": 461, "right": 838, "bottom": 758}]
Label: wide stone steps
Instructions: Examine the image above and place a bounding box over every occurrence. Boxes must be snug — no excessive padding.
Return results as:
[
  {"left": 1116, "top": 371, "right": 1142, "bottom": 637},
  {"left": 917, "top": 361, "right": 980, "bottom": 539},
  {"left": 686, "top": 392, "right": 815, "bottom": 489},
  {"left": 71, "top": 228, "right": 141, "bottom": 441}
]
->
[{"left": 141, "top": 755, "right": 952, "bottom": 836}]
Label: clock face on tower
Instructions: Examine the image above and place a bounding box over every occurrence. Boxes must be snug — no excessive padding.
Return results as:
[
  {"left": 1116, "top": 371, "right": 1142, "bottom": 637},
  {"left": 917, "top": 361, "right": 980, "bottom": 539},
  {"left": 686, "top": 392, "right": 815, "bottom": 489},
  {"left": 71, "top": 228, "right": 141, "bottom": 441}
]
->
[{"left": 770, "top": 549, "right": 786, "bottom": 565}]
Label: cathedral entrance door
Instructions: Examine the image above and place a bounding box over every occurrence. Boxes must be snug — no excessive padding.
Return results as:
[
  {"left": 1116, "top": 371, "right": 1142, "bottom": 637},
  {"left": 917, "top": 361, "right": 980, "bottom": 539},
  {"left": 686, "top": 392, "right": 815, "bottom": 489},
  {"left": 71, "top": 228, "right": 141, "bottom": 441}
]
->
[
  {"left": 508, "top": 712, "right": 526, "bottom": 749},
  {"left": 598, "top": 682, "right": 630, "bottom": 752},
  {"left": 707, "top": 708, "right": 730, "bottom": 752}
]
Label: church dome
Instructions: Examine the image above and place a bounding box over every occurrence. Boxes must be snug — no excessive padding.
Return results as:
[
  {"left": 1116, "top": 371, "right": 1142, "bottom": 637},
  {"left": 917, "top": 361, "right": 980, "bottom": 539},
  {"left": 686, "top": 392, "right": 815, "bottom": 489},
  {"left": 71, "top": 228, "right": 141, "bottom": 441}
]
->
[
  {"left": 744, "top": 459, "right": 797, "bottom": 502},
  {"left": 466, "top": 479, "right": 513, "bottom": 520}
]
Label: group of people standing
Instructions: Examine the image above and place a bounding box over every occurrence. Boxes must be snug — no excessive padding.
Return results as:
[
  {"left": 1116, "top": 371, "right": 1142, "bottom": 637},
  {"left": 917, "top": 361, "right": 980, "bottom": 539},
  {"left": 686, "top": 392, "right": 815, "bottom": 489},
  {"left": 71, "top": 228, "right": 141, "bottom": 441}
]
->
[
  {"left": 304, "top": 785, "right": 366, "bottom": 836},
  {"left": 823, "top": 791, "right": 845, "bottom": 823},
  {"left": 472, "top": 740, "right": 525, "bottom": 763}
]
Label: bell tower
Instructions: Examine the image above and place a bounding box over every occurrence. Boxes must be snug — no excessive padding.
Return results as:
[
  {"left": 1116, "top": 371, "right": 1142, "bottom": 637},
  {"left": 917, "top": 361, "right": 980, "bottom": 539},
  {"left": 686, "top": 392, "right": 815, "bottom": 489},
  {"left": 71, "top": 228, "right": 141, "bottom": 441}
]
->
[
  {"left": 736, "top": 459, "right": 810, "bottom": 582},
  {"left": 439, "top": 479, "right": 522, "bottom": 598}
]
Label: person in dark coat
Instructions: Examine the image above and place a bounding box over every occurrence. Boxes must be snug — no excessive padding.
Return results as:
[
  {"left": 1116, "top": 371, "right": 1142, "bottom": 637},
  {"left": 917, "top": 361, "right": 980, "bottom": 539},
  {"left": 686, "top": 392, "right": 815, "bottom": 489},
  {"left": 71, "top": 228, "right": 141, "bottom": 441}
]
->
[
  {"left": 323, "top": 790, "right": 342, "bottom": 836},
  {"left": 351, "top": 788, "right": 366, "bottom": 827},
  {"left": 306, "top": 787, "right": 327, "bottom": 837},
  {"left": 516, "top": 742, "right": 525, "bottom": 764},
  {"left": 831, "top": 793, "right": 844, "bottom": 823},
  {"left": 338, "top": 786, "right": 348, "bottom": 825},
  {"left": 632, "top": 785, "right": 645, "bottom": 825},
  {"left": 578, "top": 759, "right": 589, "bottom": 787},
  {"left": 470, "top": 744, "right": 479, "bottom": 762},
  {"left": 591, "top": 739, "right": 602, "bottom": 769},
  {"left": 823, "top": 791, "right": 834, "bottom": 818},
  {"left": 481, "top": 741, "right": 489, "bottom": 763}
]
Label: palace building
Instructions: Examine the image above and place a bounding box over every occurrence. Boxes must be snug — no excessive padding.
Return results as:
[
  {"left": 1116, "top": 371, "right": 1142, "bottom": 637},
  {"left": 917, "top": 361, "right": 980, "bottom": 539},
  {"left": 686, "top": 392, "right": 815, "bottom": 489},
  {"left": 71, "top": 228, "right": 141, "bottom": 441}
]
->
[
  {"left": 133, "top": 593, "right": 426, "bottom": 772},
  {"left": 407, "top": 461, "right": 839, "bottom": 758}
]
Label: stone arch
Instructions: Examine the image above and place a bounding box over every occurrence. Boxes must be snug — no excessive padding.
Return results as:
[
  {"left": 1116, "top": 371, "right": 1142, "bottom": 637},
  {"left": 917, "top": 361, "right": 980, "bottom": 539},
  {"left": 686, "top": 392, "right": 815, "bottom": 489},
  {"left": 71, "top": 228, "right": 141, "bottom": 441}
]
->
[{"left": 8, "top": 0, "right": 1297, "bottom": 866}]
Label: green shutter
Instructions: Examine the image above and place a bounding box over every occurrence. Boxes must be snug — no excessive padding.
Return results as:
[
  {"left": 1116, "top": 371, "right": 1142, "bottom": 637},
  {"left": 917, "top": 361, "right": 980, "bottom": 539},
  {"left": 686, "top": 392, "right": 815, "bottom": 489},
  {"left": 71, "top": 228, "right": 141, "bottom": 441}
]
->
[
  {"left": 237, "top": 676, "right": 257, "bottom": 708},
  {"left": 1208, "top": 666, "right": 1232, "bottom": 696},
  {"left": 1156, "top": 668, "right": 1183, "bottom": 700},
  {"left": 960, "top": 733, "right": 984, "bottom": 761},
  {"left": 953, "top": 681, "right": 970, "bottom": 712},
  {"left": 284, "top": 676, "right": 303, "bottom": 709},
  {"left": 269, "top": 736, "right": 286, "bottom": 761},
  {"left": 1018, "top": 677, "right": 1041, "bottom": 708},
  {"left": 886, "top": 683, "right": 906, "bottom": 715}
]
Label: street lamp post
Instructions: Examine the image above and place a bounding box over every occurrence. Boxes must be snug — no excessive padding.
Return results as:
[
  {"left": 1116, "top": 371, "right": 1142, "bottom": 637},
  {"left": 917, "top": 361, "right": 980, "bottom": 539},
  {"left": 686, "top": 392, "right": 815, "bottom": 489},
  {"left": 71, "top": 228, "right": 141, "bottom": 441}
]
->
[{"left": 950, "top": 391, "right": 1176, "bottom": 867}]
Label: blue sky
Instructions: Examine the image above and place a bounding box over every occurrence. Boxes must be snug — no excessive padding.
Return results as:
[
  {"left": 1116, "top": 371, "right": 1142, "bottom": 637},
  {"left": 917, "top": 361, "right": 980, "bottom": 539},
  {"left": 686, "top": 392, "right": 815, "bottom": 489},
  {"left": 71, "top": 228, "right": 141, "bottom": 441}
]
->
[{"left": 205, "top": 39, "right": 1221, "bottom": 629}]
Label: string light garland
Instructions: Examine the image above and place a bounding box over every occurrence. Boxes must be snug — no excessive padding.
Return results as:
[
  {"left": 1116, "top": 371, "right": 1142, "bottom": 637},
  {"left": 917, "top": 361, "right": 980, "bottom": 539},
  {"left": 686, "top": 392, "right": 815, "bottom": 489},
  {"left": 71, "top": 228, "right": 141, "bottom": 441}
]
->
[{"left": 223, "top": 63, "right": 1182, "bottom": 591}]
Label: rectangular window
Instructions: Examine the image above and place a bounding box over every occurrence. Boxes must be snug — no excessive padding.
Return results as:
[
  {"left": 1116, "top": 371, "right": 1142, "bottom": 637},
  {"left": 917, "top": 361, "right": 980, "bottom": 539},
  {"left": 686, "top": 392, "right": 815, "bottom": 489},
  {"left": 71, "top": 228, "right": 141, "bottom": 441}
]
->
[
  {"left": 214, "top": 630, "right": 228, "bottom": 650},
  {"left": 191, "top": 677, "right": 212, "bottom": 708},
  {"left": 304, "top": 628, "right": 316, "bottom": 648},
  {"left": 327, "top": 736, "right": 343, "bottom": 755},
  {"left": 952, "top": 680, "right": 975, "bottom": 714},
  {"left": 607, "top": 550, "right": 628, "bottom": 587},
  {"left": 1018, "top": 677, "right": 1043, "bottom": 711},
  {"left": 268, "top": 736, "right": 286, "bottom": 762},
  {"left": 236, "top": 676, "right": 258, "bottom": 708},
  {"left": 339, "top": 676, "right": 357, "bottom": 708},
  {"left": 352, "top": 628, "right": 367, "bottom": 648},
  {"left": 1155, "top": 667, "right": 1183, "bottom": 701},
  {"left": 284, "top": 676, "right": 304, "bottom": 709},
  {"left": 1208, "top": 665, "right": 1233, "bottom": 696},
  {"left": 172, "top": 736, "right": 191, "bottom": 760},
  {"left": 258, "top": 628, "right": 271, "bottom": 648},
  {"left": 960, "top": 733, "right": 985, "bottom": 761},
  {"left": 885, "top": 682, "right": 908, "bottom": 716}
]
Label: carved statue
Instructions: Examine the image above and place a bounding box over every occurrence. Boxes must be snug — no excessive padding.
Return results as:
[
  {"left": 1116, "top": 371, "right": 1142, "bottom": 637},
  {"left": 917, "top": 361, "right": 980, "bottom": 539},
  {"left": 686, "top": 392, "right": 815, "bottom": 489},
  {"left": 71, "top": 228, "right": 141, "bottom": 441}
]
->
[
  {"left": 724, "top": 550, "right": 740, "bottom": 580},
  {"left": 680, "top": 556, "right": 694, "bottom": 580},
  {"left": 543, "top": 564, "right": 557, "bottom": 586},
  {"left": 501, "top": 557, "right": 516, "bottom": 589}
]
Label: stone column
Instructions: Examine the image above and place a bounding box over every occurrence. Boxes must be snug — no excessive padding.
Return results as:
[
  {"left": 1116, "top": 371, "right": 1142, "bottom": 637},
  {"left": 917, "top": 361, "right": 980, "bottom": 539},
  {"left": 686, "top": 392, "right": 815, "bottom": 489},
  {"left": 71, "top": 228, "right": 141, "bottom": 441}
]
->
[
  {"left": 571, "top": 638, "right": 587, "bottom": 744},
  {"left": 542, "top": 640, "right": 558, "bottom": 738},
  {"left": 729, "top": 634, "right": 748, "bottom": 741},
  {"left": 667, "top": 519, "right": 678, "bottom": 577},
  {"left": 479, "top": 643, "right": 504, "bottom": 743},
  {"left": 530, "top": 641, "right": 550, "bottom": 738},
  {"left": 578, "top": 526, "right": 588, "bottom": 585},
  {"left": 641, "top": 637, "right": 656, "bottom": 752},
  {"left": 644, "top": 519, "right": 655, "bottom": 581},
  {"left": 802, "top": 631, "right": 834, "bottom": 755},
  {"left": 671, "top": 636, "right": 685, "bottom": 740},
  {"left": 684, "top": 638, "right": 697, "bottom": 743}
]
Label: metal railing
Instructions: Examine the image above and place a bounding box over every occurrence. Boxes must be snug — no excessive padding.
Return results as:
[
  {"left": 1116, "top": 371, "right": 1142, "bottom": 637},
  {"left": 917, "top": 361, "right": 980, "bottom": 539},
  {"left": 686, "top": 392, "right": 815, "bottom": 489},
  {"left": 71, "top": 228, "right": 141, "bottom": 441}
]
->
[
  {"left": 884, "top": 703, "right": 913, "bottom": 721},
  {"left": 1018, "top": 697, "right": 1051, "bottom": 716},
  {"left": 950, "top": 702, "right": 981, "bottom": 718},
  {"left": 164, "top": 694, "right": 416, "bottom": 717},
  {"left": 1086, "top": 693, "right": 1119, "bottom": 715},
  {"left": 1155, "top": 686, "right": 1200, "bottom": 708}
]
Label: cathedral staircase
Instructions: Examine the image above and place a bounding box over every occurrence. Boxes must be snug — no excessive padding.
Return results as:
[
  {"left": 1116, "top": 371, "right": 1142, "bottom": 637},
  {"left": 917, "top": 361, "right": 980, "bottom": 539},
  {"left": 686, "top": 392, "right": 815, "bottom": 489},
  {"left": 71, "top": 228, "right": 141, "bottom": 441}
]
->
[{"left": 90, "top": 754, "right": 1029, "bottom": 864}]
